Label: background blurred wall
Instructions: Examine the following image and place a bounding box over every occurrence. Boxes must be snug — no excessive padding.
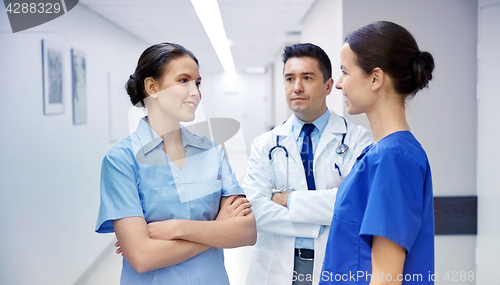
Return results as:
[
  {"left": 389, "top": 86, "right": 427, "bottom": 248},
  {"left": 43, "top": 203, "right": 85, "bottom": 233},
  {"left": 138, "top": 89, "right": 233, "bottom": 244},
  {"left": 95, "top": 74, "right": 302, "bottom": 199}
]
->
[
  {"left": 0, "top": 5, "right": 146, "bottom": 285},
  {"left": 476, "top": 0, "right": 500, "bottom": 283}
]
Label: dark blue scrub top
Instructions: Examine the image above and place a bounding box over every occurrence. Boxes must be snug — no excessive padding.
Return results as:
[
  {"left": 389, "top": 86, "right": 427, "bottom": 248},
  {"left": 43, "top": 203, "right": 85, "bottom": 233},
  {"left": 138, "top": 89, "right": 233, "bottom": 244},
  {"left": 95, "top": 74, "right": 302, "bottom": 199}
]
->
[{"left": 320, "top": 131, "right": 434, "bottom": 284}]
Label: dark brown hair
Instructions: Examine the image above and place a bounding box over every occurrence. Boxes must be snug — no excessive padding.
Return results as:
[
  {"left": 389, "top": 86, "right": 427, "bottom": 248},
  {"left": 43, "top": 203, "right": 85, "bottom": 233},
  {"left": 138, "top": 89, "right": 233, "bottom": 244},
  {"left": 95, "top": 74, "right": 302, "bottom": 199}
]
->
[
  {"left": 346, "top": 21, "right": 434, "bottom": 98},
  {"left": 126, "top": 43, "right": 198, "bottom": 107},
  {"left": 283, "top": 43, "right": 332, "bottom": 83}
]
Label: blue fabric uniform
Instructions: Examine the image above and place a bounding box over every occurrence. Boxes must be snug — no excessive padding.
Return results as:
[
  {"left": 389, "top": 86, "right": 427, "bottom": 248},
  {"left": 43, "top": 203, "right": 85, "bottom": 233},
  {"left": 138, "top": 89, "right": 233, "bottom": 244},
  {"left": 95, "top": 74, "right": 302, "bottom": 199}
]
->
[
  {"left": 320, "top": 131, "right": 434, "bottom": 284},
  {"left": 95, "top": 117, "right": 244, "bottom": 285}
]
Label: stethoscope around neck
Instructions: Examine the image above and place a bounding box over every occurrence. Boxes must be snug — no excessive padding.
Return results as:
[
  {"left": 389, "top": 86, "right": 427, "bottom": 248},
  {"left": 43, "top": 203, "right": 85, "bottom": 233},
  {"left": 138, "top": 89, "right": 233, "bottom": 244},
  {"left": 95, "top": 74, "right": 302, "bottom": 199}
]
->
[
  {"left": 335, "top": 117, "right": 349, "bottom": 154},
  {"left": 268, "top": 117, "right": 349, "bottom": 192}
]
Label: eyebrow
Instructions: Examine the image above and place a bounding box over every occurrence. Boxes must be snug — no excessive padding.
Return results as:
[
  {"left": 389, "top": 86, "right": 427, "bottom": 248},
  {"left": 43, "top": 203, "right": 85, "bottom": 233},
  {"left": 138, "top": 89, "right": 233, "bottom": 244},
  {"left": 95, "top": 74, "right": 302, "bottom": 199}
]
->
[
  {"left": 176, "top": 73, "right": 202, "bottom": 81},
  {"left": 340, "top": 65, "right": 348, "bottom": 71},
  {"left": 284, "top": 72, "right": 316, "bottom": 77}
]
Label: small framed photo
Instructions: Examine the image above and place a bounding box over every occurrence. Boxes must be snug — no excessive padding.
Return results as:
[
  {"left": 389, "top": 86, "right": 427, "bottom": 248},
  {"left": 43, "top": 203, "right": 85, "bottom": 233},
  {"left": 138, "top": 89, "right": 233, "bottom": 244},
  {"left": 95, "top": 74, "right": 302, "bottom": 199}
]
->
[
  {"left": 42, "top": 39, "right": 64, "bottom": 115},
  {"left": 71, "top": 48, "right": 87, "bottom": 125}
]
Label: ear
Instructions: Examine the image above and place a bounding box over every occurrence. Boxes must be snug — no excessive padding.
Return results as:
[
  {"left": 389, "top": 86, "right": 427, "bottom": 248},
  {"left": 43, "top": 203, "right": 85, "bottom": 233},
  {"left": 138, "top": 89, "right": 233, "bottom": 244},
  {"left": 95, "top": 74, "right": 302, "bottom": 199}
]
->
[
  {"left": 370, "top": 68, "right": 384, "bottom": 92},
  {"left": 144, "top": 77, "right": 159, "bottom": 99},
  {"left": 325, "top": 77, "right": 334, "bottom": 96}
]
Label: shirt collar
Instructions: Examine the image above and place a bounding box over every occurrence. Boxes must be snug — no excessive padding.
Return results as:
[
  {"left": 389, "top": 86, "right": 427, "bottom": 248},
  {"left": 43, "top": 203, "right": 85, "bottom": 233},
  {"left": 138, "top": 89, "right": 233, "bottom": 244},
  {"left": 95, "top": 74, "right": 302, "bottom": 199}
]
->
[
  {"left": 136, "top": 117, "right": 214, "bottom": 154},
  {"left": 136, "top": 117, "right": 163, "bottom": 155},
  {"left": 180, "top": 125, "right": 214, "bottom": 150},
  {"left": 136, "top": 117, "right": 215, "bottom": 155},
  {"left": 292, "top": 108, "right": 331, "bottom": 140}
]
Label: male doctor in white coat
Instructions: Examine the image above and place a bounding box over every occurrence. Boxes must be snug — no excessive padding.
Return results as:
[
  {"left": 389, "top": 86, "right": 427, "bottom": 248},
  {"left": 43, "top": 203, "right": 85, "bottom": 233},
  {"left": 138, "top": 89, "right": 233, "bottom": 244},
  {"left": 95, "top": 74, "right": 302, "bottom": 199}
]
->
[{"left": 244, "top": 43, "right": 373, "bottom": 285}]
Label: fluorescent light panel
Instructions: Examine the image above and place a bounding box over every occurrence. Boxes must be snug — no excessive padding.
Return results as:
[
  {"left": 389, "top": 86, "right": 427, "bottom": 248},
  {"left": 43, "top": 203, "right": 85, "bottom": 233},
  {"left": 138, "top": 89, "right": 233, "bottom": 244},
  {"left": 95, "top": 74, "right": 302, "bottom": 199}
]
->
[{"left": 191, "top": 0, "right": 235, "bottom": 73}]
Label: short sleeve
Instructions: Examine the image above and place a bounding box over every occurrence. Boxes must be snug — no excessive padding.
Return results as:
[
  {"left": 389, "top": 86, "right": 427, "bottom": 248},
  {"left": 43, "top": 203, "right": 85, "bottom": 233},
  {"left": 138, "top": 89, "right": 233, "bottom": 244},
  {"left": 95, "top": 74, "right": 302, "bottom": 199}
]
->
[
  {"left": 219, "top": 146, "right": 245, "bottom": 197},
  {"left": 359, "top": 150, "right": 425, "bottom": 252},
  {"left": 95, "top": 148, "right": 144, "bottom": 233}
]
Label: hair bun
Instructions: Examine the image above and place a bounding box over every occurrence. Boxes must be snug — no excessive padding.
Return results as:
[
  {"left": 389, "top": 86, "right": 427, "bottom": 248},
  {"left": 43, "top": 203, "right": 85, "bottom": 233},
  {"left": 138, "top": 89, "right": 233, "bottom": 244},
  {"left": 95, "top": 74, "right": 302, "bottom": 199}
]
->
[
  {"left": 413, "top": 51, "right": 435, "bottom": 91},
  {"left": 125, "top": 74, "right": 143, "bottom": 106}
]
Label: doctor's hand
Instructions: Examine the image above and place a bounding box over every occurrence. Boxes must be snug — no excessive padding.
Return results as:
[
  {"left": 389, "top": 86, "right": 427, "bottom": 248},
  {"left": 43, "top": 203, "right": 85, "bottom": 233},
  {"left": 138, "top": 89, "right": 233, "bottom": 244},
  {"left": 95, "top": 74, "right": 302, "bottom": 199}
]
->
[
  {"left": 216, "top": 195, "right": 252, "bottom": 220},
  {"left": 271, "top": 192, "right": 290, "bottom": 207}
]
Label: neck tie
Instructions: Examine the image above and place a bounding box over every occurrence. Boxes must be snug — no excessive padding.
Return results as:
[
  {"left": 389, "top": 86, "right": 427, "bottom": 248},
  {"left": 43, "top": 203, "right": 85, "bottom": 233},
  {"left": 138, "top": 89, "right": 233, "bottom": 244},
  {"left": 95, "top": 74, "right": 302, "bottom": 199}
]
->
[{"left": 300, "top": 123, "right": 316, "bottom": 190}]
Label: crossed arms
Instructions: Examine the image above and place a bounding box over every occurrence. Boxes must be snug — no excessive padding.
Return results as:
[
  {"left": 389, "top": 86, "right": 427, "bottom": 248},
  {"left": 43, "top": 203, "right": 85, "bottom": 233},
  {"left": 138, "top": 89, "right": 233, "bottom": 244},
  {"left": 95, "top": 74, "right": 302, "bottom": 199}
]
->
[{"left": 112, "top": 195, "right": 256, "bottom": 273}]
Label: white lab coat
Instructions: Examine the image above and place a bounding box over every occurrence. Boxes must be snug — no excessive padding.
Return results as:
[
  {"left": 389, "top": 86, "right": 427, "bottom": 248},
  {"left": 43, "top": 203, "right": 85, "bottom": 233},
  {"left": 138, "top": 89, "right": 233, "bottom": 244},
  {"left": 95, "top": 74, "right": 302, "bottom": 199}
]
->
[{"left": 244, "top": 111, "right": 373, "bottom": 285}]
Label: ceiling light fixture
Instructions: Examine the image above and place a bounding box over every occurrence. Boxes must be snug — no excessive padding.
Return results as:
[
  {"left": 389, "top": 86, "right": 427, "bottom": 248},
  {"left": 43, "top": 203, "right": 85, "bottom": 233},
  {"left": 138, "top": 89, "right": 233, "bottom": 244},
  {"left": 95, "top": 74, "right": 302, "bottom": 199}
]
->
[{"left": 191, "top": 0, "right": 235, "bottom": 73}]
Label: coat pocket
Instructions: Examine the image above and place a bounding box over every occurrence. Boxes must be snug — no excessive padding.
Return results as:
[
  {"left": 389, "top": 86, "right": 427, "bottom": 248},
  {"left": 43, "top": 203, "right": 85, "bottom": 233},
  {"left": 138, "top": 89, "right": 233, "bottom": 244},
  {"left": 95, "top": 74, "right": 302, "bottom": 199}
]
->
[
  {"left": 327, "top": 162, "right": 350, "bottom": 188},
  {"left": 328, "top": 215, "right": 360, "bottom": 274},
  {"left": 246, "top": 248, "right": 275, "bottom": 284}
]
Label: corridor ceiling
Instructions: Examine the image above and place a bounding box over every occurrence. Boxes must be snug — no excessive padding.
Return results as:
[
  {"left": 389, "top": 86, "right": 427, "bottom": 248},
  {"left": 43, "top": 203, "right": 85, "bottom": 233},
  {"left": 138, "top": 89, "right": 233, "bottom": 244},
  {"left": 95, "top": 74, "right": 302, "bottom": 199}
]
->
[{"left": 80, "top": 0, "right": 317, "bottom": 73}]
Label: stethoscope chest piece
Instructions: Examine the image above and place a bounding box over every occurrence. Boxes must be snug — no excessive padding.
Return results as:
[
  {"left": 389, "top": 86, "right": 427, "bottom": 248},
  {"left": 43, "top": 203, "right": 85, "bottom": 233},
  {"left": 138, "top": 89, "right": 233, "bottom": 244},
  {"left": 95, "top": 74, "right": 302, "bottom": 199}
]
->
[
  {"left": 336, "top": 144, "right": 349, "bottom": 154},
  {"left": 335, "top": 117, "right": 349, "bottom": 154},
  {"left": 268, "top": 116, "right": 350, "bottom": 191}
]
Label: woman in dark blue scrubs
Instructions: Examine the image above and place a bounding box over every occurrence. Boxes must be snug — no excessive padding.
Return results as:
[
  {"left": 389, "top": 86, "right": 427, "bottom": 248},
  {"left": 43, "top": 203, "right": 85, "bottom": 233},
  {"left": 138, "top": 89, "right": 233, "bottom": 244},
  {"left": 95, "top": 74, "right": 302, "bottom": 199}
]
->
[{"left": 320, "top": 21, "right": 435, "bottom": 284}]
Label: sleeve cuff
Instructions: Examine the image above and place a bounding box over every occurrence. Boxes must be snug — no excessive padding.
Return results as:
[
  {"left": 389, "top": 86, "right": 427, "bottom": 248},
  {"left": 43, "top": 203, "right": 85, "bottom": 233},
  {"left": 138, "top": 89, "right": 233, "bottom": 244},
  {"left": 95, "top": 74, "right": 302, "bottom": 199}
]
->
[
  {"left": 95, "top": 208, "right": 144, "bottom": 234},
  {"left": 287, "top": 191, "right": 293, "bottom": 209},
  {"left": 221, "top": 182, "right": 246, "bottom": 197}
]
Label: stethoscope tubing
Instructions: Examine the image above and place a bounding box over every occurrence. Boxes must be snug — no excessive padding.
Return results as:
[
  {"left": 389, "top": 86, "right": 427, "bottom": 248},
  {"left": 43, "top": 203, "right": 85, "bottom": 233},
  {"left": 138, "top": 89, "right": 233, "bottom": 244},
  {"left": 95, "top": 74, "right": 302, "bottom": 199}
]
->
[
  {"left": 269, "top": 136, "right": 290, "bottom": 191},
  {"left": 268, "top": 117, "right": 349, "bottom": 191}
]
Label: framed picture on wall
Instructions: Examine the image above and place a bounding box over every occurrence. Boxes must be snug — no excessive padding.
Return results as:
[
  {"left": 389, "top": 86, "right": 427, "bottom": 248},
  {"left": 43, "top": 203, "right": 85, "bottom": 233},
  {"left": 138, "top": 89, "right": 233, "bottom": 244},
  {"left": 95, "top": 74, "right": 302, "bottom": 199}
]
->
[
  {"left": 42, "top": 39, "right": 64, "bottom": 115},
  {"left": 71, "top": 48, "right": 87, "bottom": 125}
]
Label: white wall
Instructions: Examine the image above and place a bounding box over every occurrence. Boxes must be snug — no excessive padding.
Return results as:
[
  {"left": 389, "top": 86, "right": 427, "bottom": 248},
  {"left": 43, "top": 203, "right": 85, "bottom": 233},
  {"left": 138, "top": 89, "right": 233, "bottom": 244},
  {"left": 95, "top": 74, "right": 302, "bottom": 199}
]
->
[
  {"left": 476, "top": 0, "right": 500, "bottom": 283},
  {"left": 301, "top": 0, "right": 344, "bottom": 117},
  {"left": 273, "top": 49, "right": 293, "bottom": 127},
  {"left": 201, "top": 72, "right": 272, "bottom": 151},
  {"left": 0, "top": 5, "right": 146, "bottom": 285}
]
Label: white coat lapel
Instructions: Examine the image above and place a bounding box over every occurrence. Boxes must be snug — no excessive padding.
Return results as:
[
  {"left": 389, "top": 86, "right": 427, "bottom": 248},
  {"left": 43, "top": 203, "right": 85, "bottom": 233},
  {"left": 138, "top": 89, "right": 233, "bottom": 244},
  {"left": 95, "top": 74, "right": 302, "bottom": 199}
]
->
[{"left": 314, "top": 111, "right": 348, "bottom": 162}]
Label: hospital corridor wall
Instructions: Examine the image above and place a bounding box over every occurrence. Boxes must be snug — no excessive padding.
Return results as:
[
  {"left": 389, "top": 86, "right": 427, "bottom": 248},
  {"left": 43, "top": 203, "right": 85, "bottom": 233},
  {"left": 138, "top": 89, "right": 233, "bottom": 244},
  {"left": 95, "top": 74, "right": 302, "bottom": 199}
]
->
[
  {"left": 0, "top": 4, "right": 148, "bottom": 285},
  {"left": 476, "top": 0, "right": 500, "bottom": 283}
]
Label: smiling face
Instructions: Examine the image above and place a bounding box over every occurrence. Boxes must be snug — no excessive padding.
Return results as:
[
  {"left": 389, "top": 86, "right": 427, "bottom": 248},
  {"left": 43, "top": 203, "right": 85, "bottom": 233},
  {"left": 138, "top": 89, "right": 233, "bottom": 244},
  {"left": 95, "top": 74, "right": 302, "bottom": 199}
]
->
[
  {"left": 336, "top": 43, "right": 374, "bottom": 115},
  {"left": 283, "top": 57, "right": 333, "bottom": 123},
  {"left": 154, "top": 55, "right": 202, "bottom": 122}
]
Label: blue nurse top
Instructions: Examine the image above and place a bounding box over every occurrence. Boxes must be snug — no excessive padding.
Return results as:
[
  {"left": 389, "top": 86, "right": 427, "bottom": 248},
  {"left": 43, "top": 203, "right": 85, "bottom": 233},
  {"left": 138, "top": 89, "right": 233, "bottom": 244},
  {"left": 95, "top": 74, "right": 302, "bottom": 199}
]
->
[
  {"left": 95, "top": 117, "right": 244, "bottom": 285},
  {"left": 320, "top": 131, "right": 434, "bottom": 284}
]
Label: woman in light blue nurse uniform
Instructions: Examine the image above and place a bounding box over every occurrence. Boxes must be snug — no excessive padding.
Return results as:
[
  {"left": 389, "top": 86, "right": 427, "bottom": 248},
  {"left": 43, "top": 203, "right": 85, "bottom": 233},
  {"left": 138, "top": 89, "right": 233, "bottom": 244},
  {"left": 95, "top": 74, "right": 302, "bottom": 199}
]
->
[
  {"left": 95, "top": 43, "right": 257, "bottom": 285},
  {"left": 320, "top": 22, "right": 435, "bottom": 284}
]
